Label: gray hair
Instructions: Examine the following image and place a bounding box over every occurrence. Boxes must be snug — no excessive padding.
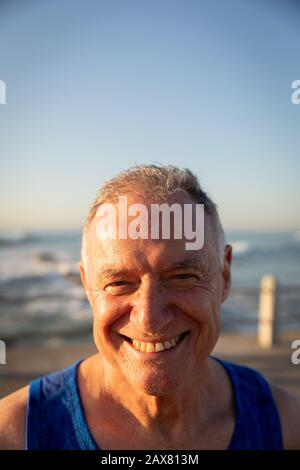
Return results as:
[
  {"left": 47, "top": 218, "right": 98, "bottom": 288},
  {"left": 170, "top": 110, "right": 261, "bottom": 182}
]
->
[{"left": 81, "top": 164, "right": 225, "bottom": 267}]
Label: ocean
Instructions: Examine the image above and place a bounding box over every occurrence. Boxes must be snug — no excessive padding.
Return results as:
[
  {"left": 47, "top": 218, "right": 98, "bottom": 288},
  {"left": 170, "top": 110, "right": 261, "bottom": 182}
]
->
[{"left": 0, "top": 229, "right": 299, "bottom": 344}]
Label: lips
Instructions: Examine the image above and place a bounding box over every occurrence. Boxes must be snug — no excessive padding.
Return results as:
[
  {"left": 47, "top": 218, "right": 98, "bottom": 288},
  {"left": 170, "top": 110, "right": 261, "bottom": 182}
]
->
[{"left": 120, "top": 331, "right": 190, "bottom": 354}]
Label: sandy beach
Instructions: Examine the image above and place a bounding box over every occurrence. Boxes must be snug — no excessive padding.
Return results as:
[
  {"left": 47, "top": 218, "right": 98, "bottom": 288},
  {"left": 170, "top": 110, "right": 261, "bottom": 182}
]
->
[{"left": 1, "top": 330, "right": 300, "bottom": 399}]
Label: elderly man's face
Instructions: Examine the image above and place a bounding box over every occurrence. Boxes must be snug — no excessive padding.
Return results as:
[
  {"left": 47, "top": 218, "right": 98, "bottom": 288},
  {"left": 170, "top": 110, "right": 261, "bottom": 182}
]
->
[{"left": 80, "top": 192, "right": 232, "bottom": 396}]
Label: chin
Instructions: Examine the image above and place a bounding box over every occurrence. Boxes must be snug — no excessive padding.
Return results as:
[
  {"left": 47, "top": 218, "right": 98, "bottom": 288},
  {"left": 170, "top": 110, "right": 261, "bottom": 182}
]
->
[
  {"left": 138, "top": 382, "right": 175, "bottom": 397},
  {"left": 128, "top": 368, "right": 183, "bottom": 397}
]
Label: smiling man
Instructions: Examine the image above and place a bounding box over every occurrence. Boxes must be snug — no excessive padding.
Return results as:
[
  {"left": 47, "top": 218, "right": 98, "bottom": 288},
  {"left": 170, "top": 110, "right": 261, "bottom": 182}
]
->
[{"left": 1, "top": 164, "right": 300, "bottom": 450}]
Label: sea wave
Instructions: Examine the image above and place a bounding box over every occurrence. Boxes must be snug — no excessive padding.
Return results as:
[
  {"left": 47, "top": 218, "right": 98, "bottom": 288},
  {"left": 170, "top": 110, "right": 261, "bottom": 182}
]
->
[
  {"left": 0, "top": 230, "right": 39, "bottom": 247},
  {"left": 0, "top": 248, "right": 81, "bottom": 300}
]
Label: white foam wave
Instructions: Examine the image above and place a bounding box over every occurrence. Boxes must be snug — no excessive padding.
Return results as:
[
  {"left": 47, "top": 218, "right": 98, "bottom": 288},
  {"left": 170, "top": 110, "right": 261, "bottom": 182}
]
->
[
  {"left": 0, "top": 230, "right": 37, "bottom": 246},
  {"left": 293, "top": 231, "right": 300, "bottom": 242},
  {"left": 230, "top": 240, "right": 250, "bottom": 255}
]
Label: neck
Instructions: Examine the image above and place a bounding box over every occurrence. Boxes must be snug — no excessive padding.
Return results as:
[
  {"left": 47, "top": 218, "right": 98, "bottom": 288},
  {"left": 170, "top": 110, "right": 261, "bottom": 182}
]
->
[{"left": 80, "top": 354, "right": 219, "bottom": 446}]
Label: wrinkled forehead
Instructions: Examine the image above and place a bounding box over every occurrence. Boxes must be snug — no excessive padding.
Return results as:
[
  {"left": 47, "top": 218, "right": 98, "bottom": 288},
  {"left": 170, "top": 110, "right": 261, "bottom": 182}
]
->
[{"left": 85, "top": 194, "right": 219, "bottom": 272}]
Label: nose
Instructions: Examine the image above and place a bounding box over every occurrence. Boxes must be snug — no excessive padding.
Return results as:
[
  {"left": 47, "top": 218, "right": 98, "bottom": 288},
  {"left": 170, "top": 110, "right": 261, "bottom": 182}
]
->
[{"left": 130, "top": 279, "right": 174, "bottom": 335}]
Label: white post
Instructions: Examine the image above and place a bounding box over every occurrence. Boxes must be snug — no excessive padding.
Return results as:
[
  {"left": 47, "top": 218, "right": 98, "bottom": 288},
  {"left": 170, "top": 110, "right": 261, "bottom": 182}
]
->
[
  {"left": 0, "top": 80, "right": 6, "bottom": 105},
  {"left": 0, "top": 340, "right": 6, "bottom": 365},
  {"left": 258, "top": 274, "right": 278, "bottom": 349}
]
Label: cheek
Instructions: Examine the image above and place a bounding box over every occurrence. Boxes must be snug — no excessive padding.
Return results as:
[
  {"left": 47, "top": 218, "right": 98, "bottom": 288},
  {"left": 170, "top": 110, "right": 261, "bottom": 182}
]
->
[
  {"left": 91, "top": 299, "right": 120, "bottom": 361},
  {"left": 176, "top": 287, "right": 221, "bottom": 353},
  {"left": 177, "top": 283, "right": 221, "bottom": 320},
  {"left": 91, "top": 295, "right": 128, "bottom": 341}
]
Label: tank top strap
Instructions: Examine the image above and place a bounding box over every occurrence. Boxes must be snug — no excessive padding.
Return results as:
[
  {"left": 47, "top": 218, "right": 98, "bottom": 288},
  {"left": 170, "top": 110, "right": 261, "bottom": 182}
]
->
[
  {"left": 213, "top": 357, "right": 283, "bottom": 449},
  {"left": 26, "top": 360, "right": 98, "bottom": 450}
]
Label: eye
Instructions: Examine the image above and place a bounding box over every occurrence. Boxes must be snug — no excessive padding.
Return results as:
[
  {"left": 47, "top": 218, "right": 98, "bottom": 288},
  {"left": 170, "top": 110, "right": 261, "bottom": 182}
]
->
[
  {"left": 172, "top": 273, "right": 198, "bottom": 280},
  {"left": 109, "top": 281, "right": 129, "bottom": 286},
  {"left": 105, "top": 280, "right": 136, "bottom": 295},
  {"left": 163, "top": 273, "right": 199, "bottom": 288},
  {"left": 171, "top": 273, "right": 198, "bottom": 281},
  {"left": 163, "top": 273, "right": 200, "bottom": 291}
]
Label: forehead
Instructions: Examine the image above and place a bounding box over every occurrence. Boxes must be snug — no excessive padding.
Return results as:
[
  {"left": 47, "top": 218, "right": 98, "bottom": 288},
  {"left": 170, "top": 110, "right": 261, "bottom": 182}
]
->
[{"left": 85, "top": 192, "right": 217, "bottom": 271}]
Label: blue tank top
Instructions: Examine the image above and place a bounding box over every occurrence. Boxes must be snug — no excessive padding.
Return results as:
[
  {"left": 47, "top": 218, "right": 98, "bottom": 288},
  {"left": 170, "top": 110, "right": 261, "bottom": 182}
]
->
[{"left": 26, "top": 357, "right": 283, "bottom": 450}]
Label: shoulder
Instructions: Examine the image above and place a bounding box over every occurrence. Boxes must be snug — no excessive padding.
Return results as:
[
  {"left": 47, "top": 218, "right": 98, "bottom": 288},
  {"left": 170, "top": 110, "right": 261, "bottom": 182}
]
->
[
  {"left": 270, "top": 382, "right": 300, "bottom": 450},
  {"left": 216, "top": 358, "right": 300, "bottom": 449},
  {"left": 0, "top": 386, "right": 29, "bottom": 450}
]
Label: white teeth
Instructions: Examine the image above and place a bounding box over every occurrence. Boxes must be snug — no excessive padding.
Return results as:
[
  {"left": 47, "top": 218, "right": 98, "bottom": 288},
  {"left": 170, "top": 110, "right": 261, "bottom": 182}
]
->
[
  {"left": 133, "top": 340, "right": 141, "bottom": 350},
  {"left": 129, "top": 334, "right": 184, "bottom": 353},
  {"left": 146, "top": 342, "right": 155, "bottom": 353}
]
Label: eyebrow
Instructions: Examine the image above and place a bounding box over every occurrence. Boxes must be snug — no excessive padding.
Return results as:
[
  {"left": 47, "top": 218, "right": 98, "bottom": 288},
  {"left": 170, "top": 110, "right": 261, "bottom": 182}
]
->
[
  {"left": 97, "top": 267, "right": 138, "bottom": 283},
  {"left": 166, "top": 259, "right": 204, "bottom": 271},
  {"left": 97, "top": 259, "right": 204, "bottom": 282}
]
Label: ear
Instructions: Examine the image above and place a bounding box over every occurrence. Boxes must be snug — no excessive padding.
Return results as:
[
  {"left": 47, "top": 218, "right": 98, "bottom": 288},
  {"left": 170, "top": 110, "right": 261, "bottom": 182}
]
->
[
  {"left": 79, "top": 260, "right": 92, "bottom": 303},
  {"left": 78, "top": 260, "right": 87, "bottom": 290},
  {"left": 221, "top": 244, "right": 232, "bottom": 303}
]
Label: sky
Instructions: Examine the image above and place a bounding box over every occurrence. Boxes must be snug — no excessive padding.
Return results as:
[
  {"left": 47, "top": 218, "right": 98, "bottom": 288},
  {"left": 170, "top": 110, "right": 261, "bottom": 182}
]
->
[{"left": 0, "top": 0, "right": 299, "bottom": 232}]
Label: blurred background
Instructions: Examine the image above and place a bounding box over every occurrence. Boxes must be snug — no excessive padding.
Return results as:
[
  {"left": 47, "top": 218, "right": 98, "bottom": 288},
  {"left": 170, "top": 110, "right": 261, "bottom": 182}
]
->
[{"left": 0, "top": 0, "right": 299, "bottom": 397}]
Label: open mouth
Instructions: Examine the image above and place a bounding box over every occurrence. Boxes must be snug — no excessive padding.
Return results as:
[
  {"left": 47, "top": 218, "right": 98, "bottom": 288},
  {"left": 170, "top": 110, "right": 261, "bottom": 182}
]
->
[{"left": 120, "top": 331, "right": 190, "bottom": 353}]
